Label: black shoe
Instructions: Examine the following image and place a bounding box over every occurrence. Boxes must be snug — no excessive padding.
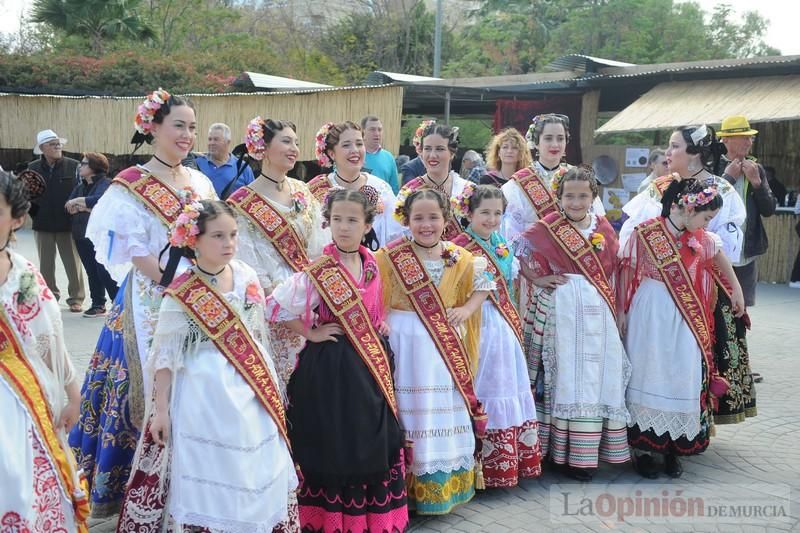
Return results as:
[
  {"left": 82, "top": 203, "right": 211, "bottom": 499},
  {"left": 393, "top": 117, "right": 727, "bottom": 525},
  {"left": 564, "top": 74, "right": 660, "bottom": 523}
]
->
[
  {"left": 82, "top": 306, "right": 107, "bottom": 318},
  {"left": 664, "top": 454, "right": 683, "bottom": 478},
  {"left": 752, "top": 372, "right": 764, "bottom": 383},
  {"left": 565, "top": 466, "right": 594, "bottom": 482},
  {"left": 634, "top": 454, "right": 660, "bottom": 479}
]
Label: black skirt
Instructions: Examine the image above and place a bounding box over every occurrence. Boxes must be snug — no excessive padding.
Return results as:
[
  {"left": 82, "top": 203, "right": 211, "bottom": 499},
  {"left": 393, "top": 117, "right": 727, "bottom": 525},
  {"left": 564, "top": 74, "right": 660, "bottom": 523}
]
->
[{"left": 287, "top": 334, "right": 403, "bottom": 487}]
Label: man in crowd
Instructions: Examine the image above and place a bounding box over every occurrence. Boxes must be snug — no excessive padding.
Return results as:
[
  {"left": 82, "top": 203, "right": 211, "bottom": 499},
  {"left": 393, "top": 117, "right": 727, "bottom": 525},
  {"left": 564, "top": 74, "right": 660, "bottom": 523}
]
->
[
  {"left": 361, "top": 115, "right": 399, "bottom": 193},
  {"left": 28, "top": 129, "right": 85, "bottom": 312},
  {"left": 195, "top": 123, "right": 254, "bottom": 199}
]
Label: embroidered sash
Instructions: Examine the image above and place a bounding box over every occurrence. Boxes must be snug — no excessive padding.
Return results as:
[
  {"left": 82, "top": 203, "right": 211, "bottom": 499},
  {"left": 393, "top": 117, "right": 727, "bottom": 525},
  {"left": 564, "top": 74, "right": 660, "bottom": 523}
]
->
[
  {"left": 308, "top": 173, "right": 334, "bottom": 203},
  {"left": 305, "top": 255, "right": 398, "bottom": 418},
  {"left": 113, "top": 167, "right": 183, "bottom": 227},
  {"left": 227, "top": 187, "right": 310, "bottom": 273},
  {"left": 0, "top": 309, "right": 90, "bottom": 532},
  {"left": 542, "top": 215, "right": 618, "bottom": 320},
  {"left": 166, "top": 271, "right": 290, "bottom": 447},
  {"left": 514, "top": 167, "right": 559, "bottom": 219},
  {"left": 452, "top": 234, "right": 523, "bottom": 346},
  {"left": 385, "top": 238, "right": 487, "bottom": 437}
]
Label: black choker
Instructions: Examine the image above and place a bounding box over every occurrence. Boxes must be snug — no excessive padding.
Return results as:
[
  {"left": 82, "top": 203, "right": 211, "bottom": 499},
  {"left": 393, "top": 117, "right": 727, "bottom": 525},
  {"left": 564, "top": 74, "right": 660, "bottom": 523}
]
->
[
  {"left": 154, "top": 154, "right": 181, "bottom": 169},
  {"left": 424, "top": 173, "right": 449, "bottom": 193},
  {"left": 565, "top": 213, "right": 589, "bottom": 224},
  {"left": 413, "top": 239, "right": 439, "bottom": 249},
  {"left": 336, "top": 244, "right": 360, "bottom": 254},
  {"left": 197, "top": 264, "right": 226, "bottom": 285},
  {"left": 667, "top": 216, "right": 684, "bottom": 233},
  {"left": 539, "top": 161, "right": 561, "bottom": 172},
  {"left": 334, "top": 172, "right": 361, "bottom": 185},
  {"left": 260, "top": 172, "right": 287, "bottom": 191}
]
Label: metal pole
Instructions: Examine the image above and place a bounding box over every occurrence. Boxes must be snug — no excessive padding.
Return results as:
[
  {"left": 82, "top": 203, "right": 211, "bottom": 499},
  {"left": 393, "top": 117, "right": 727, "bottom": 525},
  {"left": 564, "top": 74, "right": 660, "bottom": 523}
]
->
[
  {"left": 444, "top": 90, "right": 451, "bottom": 123},
  {"left": 433, "top": 0, "right": 442, "bottom": 77}
]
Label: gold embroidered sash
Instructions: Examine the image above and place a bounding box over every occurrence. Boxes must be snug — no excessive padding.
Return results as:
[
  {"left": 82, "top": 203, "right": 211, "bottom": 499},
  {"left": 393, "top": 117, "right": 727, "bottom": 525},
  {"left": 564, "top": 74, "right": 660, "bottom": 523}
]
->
[
  {"left": 305, "top": 255, "right": 398, "bottom": 418},
  {"left": 542, "top": 215, "right": 617, "bottom": 320},
  {"left": 227, "top": 187, "right": 310, "bottom": 273},
  {"left": 113, "top": 167, "right": 183, "bottom": 227},
  {"left": 0, "top": 309, "right": 90, "bottom": 532},
  {"left": 513, "top": 167, "right": 559, "bottom": 219},
  {"left": 166, "top": 271, "right": 290, "bottom": 447},
  {"left": 384, "top": 238, "right": 487, "bottom": 437},
  {"left": 308, "top": 173, "right": 334, "bottom": 203}
]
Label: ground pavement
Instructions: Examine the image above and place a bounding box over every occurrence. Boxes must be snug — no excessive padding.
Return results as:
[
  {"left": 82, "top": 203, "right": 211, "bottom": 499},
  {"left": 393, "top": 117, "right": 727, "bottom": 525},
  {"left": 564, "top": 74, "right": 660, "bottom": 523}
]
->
[{"left": 20, "top": 228, "right": 799, "bottom": 533}]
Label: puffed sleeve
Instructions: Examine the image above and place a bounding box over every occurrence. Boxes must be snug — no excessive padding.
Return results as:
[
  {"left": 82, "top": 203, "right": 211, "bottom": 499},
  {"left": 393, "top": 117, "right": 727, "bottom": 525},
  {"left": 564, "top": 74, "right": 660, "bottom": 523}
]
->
[
  {"left": 265, "top": 272, "right": 322, "bottom": 324},
  {"left": 147, "top": 296, "right": 195, "bottom": 374},
  {"left": 471, "top": 256, "right": 497, "bottom": 293},
  {"left": 501, "top": 180, "right": 531, "bottom": 247}
]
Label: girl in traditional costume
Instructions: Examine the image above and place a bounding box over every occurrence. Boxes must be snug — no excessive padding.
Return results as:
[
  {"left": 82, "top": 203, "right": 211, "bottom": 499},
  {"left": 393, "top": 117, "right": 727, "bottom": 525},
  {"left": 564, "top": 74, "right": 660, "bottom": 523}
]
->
[
  {"left": 620, "top": 176, "right": 745, "bottom": 479},
  {"left": 0, "top": 171, "right": 90, "bottom": 532},
  {"left": 228, "top": 116, "right": 328, "bottom": 390},
  {"left": 69, "top": 89, "right": 216, "bottom": 516},
  {"left": 377, "top": 189, "right": 492, "bottom": 515},
  {"left": 451, "top": 184, "right": 542, "bottom": 487},
  {"left": 117, "top": 200, "right": 298, "bottom": 532},
  {"left": 619, "top": 126, "right": 755, "bottom": 427},
  {"left": 395, "top": 122, "right": 471, "bottom": 241},
  {"left": 268, "top": 189, "right": 408, "bottom": 533},
  {"left": 306, "top": 121, "right": 403, "bottom": 248},
  {"left": 519, "top": 166, "right": 631, "bottom": 482}
]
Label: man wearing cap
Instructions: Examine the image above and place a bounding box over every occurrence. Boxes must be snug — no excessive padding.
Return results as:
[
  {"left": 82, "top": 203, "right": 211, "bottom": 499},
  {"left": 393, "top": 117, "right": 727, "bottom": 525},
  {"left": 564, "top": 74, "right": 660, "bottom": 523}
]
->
[
  {"left": 28, "top": 129, "right": 85, "bottom": 312},
  {"left": 714, "top": 116, "right": 777, "bottom": 309}
]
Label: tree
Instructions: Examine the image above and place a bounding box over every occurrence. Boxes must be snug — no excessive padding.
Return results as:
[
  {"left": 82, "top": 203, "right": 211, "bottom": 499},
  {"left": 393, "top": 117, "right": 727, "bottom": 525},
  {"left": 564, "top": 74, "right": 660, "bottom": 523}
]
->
[{"left": 31, "top": 0, "right": 155, "bottom": 55}]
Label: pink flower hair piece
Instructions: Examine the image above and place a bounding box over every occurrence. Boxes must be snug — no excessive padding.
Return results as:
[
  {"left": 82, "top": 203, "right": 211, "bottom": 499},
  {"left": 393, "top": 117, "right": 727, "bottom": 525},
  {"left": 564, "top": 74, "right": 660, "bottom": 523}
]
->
[{"left": 134, "top": 88, "right": 170, "bottom": 135}]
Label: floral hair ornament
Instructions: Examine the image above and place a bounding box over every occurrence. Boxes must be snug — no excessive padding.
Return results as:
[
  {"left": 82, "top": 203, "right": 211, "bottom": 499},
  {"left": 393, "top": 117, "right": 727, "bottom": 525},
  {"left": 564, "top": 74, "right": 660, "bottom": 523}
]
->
[
  {"left": 315, "top": 122, "right": 335, "bottom": 168},
  {"left": 679, "top": 183, "right": 719, "bottom": 209},
  {"left": 525, "top": 115, "right": 542, "bottom": 150},
  {"left": 244, "top": 116, "right": 267, "bottom": 160},
  {"left": 451, "top": 182, "right": 476, "bottom": 219},
  {"left": 689, "top": 124, "right": 709, "bottom": 146},
  {"left": 393, "top": 179, "right": 424, "bottom": 225},
  {"left": 134, "top": 88, "right": 171, "bottom": 136},
  {"left": 169, "top": 199, "right": 204, "bottom": 248},
  {"left": 549, "top": 165, "right": 569, "bottom": 192},
  {"left": 413, "top": 119, "right": 436, "bottom": 148}
]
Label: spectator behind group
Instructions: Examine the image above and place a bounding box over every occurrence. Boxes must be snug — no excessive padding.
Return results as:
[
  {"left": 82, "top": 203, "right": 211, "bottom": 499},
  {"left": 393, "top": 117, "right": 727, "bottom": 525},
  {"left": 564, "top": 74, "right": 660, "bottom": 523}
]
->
[
  {"left": 481, "top": 127, "right": 532, "bottom": 187},
  {"left": 764, "top": 166, "right": 787, "bottom": 207},
  {"left": 637, "top": 149, "right": 668, "bottom": 192},
  {"left": 362, "top": 115, "right": 400, "bottom": 193},
  {"left": 400, "top": 119, "right": 433, "bottom": 185},
  {"left": 395, "top": 154, "right": 410, "bottom": 175},
  {"left": 460, "top": 150, "right": 486, "bottom": 184},
  {"left": 28, "top": 129, "right": 85, "bottom": 312},
  {"left": 195, "top": 123, "right": 255, "bottom": 199},
  {"left": 64, "top": 152, "right": 118, "bottom": 317}
]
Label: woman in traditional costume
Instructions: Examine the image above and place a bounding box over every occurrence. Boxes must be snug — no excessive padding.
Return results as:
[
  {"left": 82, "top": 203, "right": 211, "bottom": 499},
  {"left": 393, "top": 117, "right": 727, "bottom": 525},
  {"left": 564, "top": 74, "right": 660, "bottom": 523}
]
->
[
  {"left": 518, "top": 166, "right": 631, "bottom": 482},
  {"left": 268, "top": 189, "right": 408, "bottom": 532},
  {"left": 451, "top": 184, "right": 542, "bottom": 487},
  {"left": 619, "top": 126, "right": 755, "bottom": 427},
  {"left": 228, "top": 116, "right": 328, "bottom": 390},
  {"left": 376, "top": 188, "right": 492, "bottom": 515},
  {"left": 620, "top": 174, "right": 745, "bottom": 479},
  {"left": 0, "top": 170, "right": 90, "bottom": 532},
  {"left": 306, "top": 121, "right": 402, "bottom": 248},
  {"left": 68, "top": 89, "right": 216, "bottom": 516},
  {"left": 481, "top": 128, "right": 531, "bottom": 188},
  {"left": 395, "top": 122, "right": 471, "bottom": 241},
  {"left": 116, "top": 200, "right": 298, "bottom": 532}
]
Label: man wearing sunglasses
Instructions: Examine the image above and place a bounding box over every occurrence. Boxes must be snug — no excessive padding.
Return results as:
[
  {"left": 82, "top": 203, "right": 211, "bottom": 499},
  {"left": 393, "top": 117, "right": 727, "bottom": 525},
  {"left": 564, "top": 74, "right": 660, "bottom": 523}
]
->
[{"left": 27, "top": 129, "right": 85, "bottom": 312}]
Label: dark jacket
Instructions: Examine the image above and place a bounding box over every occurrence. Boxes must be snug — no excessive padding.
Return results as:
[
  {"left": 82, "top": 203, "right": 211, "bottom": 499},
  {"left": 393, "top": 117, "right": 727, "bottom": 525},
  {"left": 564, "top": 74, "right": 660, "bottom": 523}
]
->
[
  {"left": 67, "top": 172, "right": 111, "bottom": 240},
  {"left": 28, "top": 156, "right": 79, "bottom": 232},
  {"left": 717, "top": 158, "right": 777, "bottom": 259},
  {"left": 400, "top": 156, "right": 426, "bottom": 186}
]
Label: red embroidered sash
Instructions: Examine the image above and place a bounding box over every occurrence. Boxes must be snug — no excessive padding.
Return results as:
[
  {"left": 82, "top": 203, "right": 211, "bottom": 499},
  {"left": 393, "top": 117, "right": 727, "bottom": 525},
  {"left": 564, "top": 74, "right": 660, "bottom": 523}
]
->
[
  {"left": 227, "top": 187, "right": 310, "bottom": 273},
  {"left": 0, "top": 309, "right": 90, "bottom": 532},
  {"left": 513, "top": 167, "right": 559, "bottom": 219},
  {"left": 452, "top": 234, "right": 523, "bottom": 346},
  {"left": 308, "top": 173, "right": 333, "bottom": 203},
  {"left": 113, "top": 167, "right": 183, "bottom": 227},
  {"left": 542, "top": 216, "right": 618, "bottom": 320},
  {"left": 636, "top": 219, "right": 715, "bottom": 366},
  {"left": 166, "top": 271, "right": 290, "bottom": 447},
  {"left": 385, "top": 238, "right": 487, "bottom": 436},
  {"left": 305, "top": 256, "right": 398, "bottom": 418}
]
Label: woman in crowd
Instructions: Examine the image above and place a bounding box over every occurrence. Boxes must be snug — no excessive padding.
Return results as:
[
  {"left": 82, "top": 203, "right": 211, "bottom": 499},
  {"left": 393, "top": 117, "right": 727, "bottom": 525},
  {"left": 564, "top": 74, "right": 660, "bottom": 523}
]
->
[
  {"left": 481, "top": 127, "right": 531, "bottom": 188},
  {"left": 228, "top": 116, "right": 328, "bottom": 390},
  {"left": 68, "top": 88, "right": 217, "bottom": 517},
  {"left": 65, "top": 152, "right": 118, "bottom": 318},
  {"left": 637, "top": 149, "right": 668, "bottom": 193}
]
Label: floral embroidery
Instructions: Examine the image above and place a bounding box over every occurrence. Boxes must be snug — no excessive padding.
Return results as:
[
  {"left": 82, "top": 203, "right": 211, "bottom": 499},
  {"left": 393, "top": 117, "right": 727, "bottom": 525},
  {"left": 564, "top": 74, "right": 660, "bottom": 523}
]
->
[
  {"left": 451, "top": 182, "right": 476, "bottom": 219},
  {"left": 292, "top": 190, "right": 308, "bottom": 213},
  {"left": 360, "top": 184, "right": 384, "bottom": 214},
  {"left": 494, "top": 242, "right": 510, "bottom": 258},
  {"left": 245, "top": 116, "right": 267, "bottom": 160},
  {"left": 441, "top": 242, "right": 461, "bottom": 268},
  {"left": 590, "top": 232, "right": 606, "bottom": 251},
  {"left": 16, "top": 271, "right": 39, "bottom": 306},
  {"left": 364, "top": 261, "right": 378, "bottom": 283},
  {"left": 134, "top": 88, "right": 170, "bottom": 135},
  {"left": 314, "top": 122, "right": 335, "bottom": 168}
]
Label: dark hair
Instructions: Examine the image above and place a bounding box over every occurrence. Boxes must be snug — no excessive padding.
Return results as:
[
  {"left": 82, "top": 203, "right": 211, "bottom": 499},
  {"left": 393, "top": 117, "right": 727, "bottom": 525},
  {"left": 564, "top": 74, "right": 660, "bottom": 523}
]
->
[
  {"left": 401, "top": 188, "right": 450, "bottom": 226},
  {"left": 82, "top": 152, "right": 109, "bottom": 175},
  {"left": 132, "top": 93, "right": 195, "bottom": 147},
  {"left": 324, "top": 121, "right": 362, "bottom": 164},
  {"left": 528, "top": 114, "right": 571, "bottom": 149},
  {"left": 421, "top": 123, "right": 459, "bottom": 155},
  {"left": 660, "top": 177, "right": 724, "bottom": 217},
  {"left": 322, "top": 188, "right": 379, "bottom": 250},
  {"left": 556, "top": 165, "right": 599, "bottom": 199},
  {"left": 0, "top": 170, "right": 32, "bottom": 219},
  {"left": 674, "top": 126, "right": 726, "bottom": 171},
  {"left": 360, "top": 115, "right": 381, "bottom": 129},
  {"left": 468, "top": 184, "right": 507, "bottom": 213},
  {"left": 159, "top": 199, "right": 236, "bottom": 286}
]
